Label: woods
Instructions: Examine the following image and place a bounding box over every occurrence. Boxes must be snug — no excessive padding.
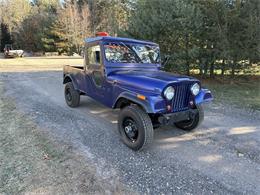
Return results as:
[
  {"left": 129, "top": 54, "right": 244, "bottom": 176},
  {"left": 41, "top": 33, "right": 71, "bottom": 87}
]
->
[{"left": 0, "top": 0, "right": 259, "bottom": 76}]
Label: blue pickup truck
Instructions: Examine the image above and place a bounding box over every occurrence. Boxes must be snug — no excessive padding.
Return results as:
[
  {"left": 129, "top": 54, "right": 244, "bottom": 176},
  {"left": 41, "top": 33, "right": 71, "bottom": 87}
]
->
[{"left": 63, "top": 33, "right": 213, "bottom": 151}]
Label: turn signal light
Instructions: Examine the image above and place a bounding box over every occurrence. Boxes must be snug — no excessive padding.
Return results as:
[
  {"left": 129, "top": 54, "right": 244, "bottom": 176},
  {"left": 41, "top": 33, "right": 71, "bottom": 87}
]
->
[
  {"left": 137, "top": 94, "right": 146, "bottom": 100},
  {"left": 189, "top": 101, "right": 195, "bottom": 108}
]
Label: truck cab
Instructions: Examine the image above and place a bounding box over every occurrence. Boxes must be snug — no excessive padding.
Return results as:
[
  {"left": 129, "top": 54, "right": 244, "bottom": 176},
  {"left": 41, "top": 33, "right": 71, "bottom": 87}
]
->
[{"left": 63, "top": 33, "right": 213, "bottom": 151}]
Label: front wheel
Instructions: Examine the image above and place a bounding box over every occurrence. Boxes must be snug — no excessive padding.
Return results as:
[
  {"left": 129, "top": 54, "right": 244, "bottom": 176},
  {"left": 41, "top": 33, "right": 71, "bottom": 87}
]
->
[
  {"left": 118, "top": 105, "right": 154, "bottom": 151},
  {"left": 174, "top": 105, "right": 204, "bottom": 131}
]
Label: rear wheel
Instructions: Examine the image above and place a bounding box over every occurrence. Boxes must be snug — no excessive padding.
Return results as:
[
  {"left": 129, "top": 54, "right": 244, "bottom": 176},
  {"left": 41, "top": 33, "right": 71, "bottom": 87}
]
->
[
  {"left": 118, "top": 105, "right": 154, "bottom": 151},
  {"left": 174, "top": 105, "right": 204, "bottom": 131},
  {"left": 64, "top": 82, "right": 80, "bottom": 107}
]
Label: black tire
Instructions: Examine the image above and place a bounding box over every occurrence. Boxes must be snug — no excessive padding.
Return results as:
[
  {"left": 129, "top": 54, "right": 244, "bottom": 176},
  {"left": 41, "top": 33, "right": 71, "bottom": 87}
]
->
[
  {"left": 174, "top": 105, "right": 204, "bottom": 131},
  {"left": 118, "top": 105, "right": 154, "bottom": 151},
  {"left": 64, "top": 82, "right": 80, "bottom": 107}
]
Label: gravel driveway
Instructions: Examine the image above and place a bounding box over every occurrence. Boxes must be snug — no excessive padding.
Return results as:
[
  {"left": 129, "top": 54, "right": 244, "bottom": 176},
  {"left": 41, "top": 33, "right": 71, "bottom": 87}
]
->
[{"left": 1, "top": 71, "right": 260, "bottom": 194}]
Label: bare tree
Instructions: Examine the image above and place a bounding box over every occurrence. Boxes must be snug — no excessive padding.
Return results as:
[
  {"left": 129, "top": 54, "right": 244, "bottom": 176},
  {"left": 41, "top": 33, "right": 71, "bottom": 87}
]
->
[{"left": 53, "top": 1, "right": 91, "bottom": 54}]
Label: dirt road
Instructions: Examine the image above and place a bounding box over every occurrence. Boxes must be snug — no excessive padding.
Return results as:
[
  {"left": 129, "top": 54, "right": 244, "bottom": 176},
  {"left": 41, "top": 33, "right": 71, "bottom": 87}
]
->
[{"left": 1, "top": 70, "right": 259, "bottom": 194}]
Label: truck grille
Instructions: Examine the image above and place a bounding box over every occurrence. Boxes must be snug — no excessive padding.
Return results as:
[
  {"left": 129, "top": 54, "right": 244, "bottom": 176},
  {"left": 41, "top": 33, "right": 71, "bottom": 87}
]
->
[{"left": 172, "top": 83, "right": 192, "bottom": 112}]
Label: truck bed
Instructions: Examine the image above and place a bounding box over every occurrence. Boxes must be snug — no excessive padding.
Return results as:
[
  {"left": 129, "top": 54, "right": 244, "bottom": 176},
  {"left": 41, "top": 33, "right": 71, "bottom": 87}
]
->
[{"left": 63, "top": 65, "right": 84, "bottom": 76}]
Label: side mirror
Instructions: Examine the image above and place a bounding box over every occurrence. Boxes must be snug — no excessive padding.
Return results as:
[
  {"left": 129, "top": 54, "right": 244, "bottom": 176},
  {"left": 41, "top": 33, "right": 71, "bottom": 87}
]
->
[{"left": 162, "top": 55, "right": 170, "bottom": 67}]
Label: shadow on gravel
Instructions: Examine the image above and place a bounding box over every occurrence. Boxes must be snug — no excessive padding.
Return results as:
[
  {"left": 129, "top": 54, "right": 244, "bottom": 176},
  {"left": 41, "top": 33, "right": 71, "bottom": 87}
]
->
[
  {"left": 78, "top": 92, "right": 260, "bottom": 192},
  {"left": 79, "top": 95, "right": 259, "bottom": 141},
  {"left": 79, "top": 92, "right": 260, "bottom": 164}
]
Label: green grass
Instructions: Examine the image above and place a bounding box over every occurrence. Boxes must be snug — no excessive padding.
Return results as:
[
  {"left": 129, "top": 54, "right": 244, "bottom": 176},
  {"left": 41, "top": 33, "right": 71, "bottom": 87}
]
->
[
  {"left": 190, "top": 65, "right": 260, "bottom": 76},
  {"left": 201, "top": 77, "right": 260, "bottom": 111}
]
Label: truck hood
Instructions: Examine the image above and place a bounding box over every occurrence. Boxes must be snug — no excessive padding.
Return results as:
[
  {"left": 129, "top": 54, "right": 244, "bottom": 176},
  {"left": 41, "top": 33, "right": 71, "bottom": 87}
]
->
[{"left": 108, "top": 70, "right": 198, "bottom": 95}]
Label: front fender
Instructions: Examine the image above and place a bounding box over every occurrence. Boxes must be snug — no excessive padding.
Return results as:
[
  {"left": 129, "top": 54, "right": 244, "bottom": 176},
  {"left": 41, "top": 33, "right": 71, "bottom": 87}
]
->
[
  {"left": 113, "top": 92, "right": 155, "bottom": 113},
  {"left": 195, "top": 88, "right": 213, "bottom": 105}
]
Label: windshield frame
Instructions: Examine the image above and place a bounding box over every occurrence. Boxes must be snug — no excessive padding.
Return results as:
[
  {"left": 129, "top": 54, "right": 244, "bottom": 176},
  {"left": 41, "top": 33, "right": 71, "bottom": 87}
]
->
[{"left": 102, "top": 41, "right": 161, "bottom": 66}]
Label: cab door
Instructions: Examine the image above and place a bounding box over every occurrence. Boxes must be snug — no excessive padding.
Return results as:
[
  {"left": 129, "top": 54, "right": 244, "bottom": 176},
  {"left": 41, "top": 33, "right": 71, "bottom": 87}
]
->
[{"left": 85, "top": 43, "right": 108, "bottom": 103}]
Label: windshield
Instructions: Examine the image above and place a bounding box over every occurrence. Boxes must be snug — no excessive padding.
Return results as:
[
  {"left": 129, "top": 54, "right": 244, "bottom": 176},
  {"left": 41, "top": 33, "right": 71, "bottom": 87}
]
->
[{"left": 104, "top": 42, "right": 160, "bottom": 64}]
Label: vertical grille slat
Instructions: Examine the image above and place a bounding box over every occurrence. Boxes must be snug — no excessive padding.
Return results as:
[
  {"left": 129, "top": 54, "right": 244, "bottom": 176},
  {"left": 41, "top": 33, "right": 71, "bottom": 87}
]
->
[
  {"left": 178, "top": 86, "right": 181, "bottom": 110},
  {"left": 176, "top": 86, "right": 180, "bottom": 110},
  {"left": 181, "top": 85, "right": 186, "bottom": 109},
  {"left": 172, "top": 82, "right": 192, "bottom": 112},
  {"left": 180, "top": 85, "right": 184, "bottom": 109}
]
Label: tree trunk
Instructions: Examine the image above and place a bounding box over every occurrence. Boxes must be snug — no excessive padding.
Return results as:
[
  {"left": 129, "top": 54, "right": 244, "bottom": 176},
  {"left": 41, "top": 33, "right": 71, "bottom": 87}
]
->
[
  {"left": 185, "top": 34, "right": 190, "bottom": 76},
  {"left": 209, "top": 61, "right": 215, "bottom": 78},
  {"left": 199, "top": 67, "right": 203, "bottom": 76},
  {"left": 221, "top": 59, "right": 225, "bottom": 76},
  {"left": 199, "top": 59, "right": 203, "bottom": 76},
  {"left": 231, "top": 59, "right": 236, "bottom": 77},
  {"left": 203, "top": 60, "right": 208, "bottom": 76},
  {"left": 186, "top": 57, "right": 190, "bottom": 76}
]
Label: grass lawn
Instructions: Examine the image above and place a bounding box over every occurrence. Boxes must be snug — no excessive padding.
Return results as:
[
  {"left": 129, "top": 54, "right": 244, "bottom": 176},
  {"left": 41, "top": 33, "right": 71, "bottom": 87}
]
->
[
  {"left": 201, "top": 76, "right": 260, "bottom": 111},
  {"left": 0, "top": 56, "right": 83, "bottom": 72}
]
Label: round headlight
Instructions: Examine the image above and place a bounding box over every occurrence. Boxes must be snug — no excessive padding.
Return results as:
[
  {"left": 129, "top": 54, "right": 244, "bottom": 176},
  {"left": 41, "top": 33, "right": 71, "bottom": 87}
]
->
[
  {"left": 191, "top": 83, "right": 200, "bottom": 96},
  {"left": 164, "top": 86, "right": 175, "bottom": 100}
]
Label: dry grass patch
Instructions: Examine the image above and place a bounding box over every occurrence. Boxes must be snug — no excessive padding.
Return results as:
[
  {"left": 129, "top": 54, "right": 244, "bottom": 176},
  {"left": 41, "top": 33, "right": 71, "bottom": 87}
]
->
[{"left": 0, "top": 56, "right": 83, "bottom": 72}]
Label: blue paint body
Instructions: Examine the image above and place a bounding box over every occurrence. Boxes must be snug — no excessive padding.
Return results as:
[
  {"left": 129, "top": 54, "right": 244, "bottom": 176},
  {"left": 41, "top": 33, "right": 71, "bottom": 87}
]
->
[{"left": 63, "top": 36, "right": 213, "bottom": 114}]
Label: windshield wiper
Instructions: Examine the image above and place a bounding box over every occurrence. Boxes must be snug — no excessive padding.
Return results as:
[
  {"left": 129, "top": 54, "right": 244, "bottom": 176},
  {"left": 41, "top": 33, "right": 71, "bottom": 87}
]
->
[{"left": 120, "top": 42, "right": 143, "bottom": 63}]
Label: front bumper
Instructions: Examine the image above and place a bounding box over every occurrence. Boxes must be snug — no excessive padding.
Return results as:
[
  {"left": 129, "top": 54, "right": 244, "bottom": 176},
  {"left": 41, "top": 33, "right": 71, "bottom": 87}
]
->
[
  {"left": 158, "top": 109, "right": 198, "bottom": 125},
  {"left": 195, "top": 88, "right": 213, "bottom": 105},
  {"left": 4, "top": 53, "right": 16, "bottom": 58}
]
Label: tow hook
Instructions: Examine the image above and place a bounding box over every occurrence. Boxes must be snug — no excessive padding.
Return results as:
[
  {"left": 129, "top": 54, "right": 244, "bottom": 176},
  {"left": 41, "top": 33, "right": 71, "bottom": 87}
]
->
[
  {"left": 158, "top": 110, "right": 193, "bottom": 125},
  {"left": 158, "top": 115, "right": 170, "bottom": 125}
]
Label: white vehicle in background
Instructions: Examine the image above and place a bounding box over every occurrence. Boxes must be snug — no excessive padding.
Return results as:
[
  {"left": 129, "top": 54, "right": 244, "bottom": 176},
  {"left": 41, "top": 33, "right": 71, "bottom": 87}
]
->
[{"left": 4, "top": 44, "right": 24, "bottom": 58}]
